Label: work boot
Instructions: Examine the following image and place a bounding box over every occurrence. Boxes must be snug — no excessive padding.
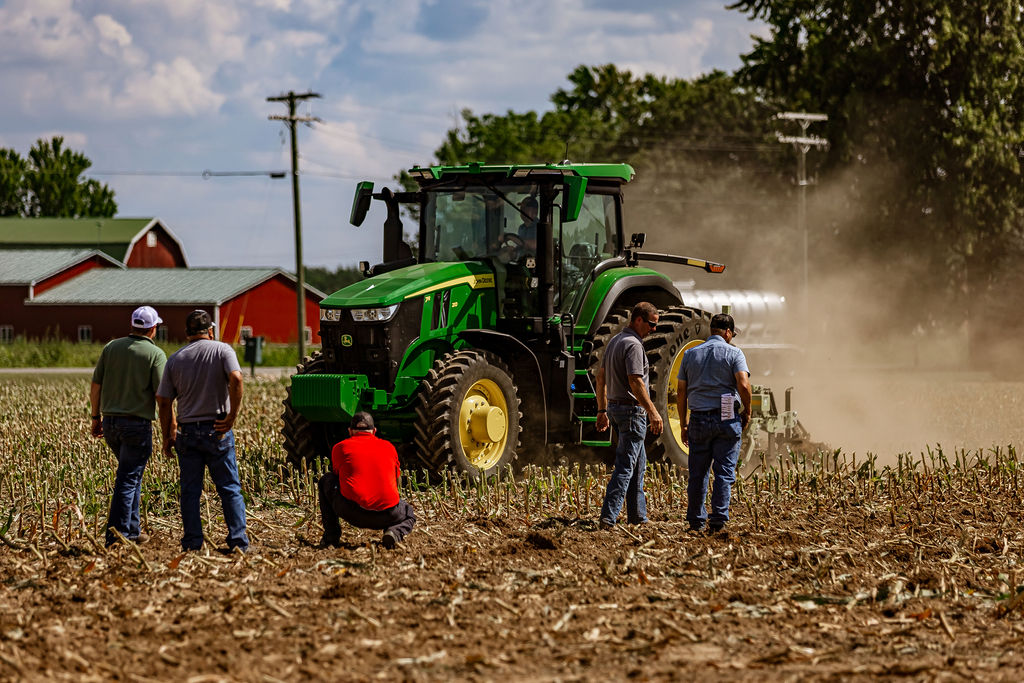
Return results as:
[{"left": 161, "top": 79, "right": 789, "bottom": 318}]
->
[
  {"left": 317, "top": 535, "right": 341, "bottom": 549},
  {"left": 381, "top": 531, "right": 398, "bottom": 550},
  {"left": 131, "top": 533, "right": 151, "bottom": 545},
  {"left": 598, "top": 519, "right": 615, "bottom": 531}
]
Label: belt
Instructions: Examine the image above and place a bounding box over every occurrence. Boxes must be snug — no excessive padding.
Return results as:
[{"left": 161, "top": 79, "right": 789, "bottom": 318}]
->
[
  {"left": 608, "top": 398, "right": 639, "bottom": 406},
  {"left": 689, "top": 409, "right": 718, "bottom": 415},
  {"left": 104, "top": 414, "right": 150, "bottom": 422}
]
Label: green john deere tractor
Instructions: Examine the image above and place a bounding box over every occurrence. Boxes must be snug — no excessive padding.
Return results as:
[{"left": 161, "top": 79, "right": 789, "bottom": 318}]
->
[{"left": 283, "top": 161, "right": 783, "bottom": 476}]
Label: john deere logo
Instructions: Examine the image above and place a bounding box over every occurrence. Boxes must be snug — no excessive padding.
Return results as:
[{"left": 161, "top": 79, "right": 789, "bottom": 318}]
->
[{"left": 341, "top": 334, "right": 353, "bottom": 347}]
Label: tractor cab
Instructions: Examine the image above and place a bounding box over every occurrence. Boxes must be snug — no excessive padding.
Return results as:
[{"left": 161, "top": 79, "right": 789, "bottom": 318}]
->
[{"left": 353, "top": 163, "right": 631, "bottom": 331}]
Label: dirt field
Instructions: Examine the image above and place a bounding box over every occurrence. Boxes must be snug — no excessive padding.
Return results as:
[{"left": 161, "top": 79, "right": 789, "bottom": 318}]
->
[{"left": 3, "top": 374, "right": 1024, "bottom": 681}]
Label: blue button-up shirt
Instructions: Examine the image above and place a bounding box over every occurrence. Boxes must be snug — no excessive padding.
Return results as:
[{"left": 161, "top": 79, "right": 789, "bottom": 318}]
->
[{"left": 677, "top": 335, "right": 749, "bottom": 412}]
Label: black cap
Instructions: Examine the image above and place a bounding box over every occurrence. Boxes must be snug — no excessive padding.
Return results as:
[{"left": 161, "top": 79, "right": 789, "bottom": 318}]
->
[
  {"left": 350, "top": 411, "right": 375, "bottom": 431},
  {"left": 710, "top": 313, "right": 738, "bottom": 334},
  {"left": 186, "top": 309, "right": 215, "bottom": 335}
]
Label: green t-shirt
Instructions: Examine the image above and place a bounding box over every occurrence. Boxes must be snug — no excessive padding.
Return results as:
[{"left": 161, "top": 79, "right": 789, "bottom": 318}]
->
[{"left": 92, "top": 335, "right": 167, "bottom": 421}]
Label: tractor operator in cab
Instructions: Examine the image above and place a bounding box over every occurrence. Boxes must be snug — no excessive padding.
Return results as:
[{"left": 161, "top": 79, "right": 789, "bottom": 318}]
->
[
  {"left": 594, "top": 302, "right": 664, "bottom": 529},
  {"left": 676, "top": 312, "right": 751, "bottom": 535},
  {"left": 317, "top": 412, "right": 416, "bottom": 549},
  {"left": 514, "top": 195, "right": 538, "bottom": 256}
]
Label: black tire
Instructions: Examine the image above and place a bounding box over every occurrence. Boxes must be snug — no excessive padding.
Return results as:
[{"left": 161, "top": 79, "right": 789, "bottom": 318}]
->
[
  {"left": 644, "top": 305, "right": 712, "bottom": 466},
  {"left": 281, "top": 352, "right": 336, "bottom": 471},
  {"left": 413, "top": 349, "right": 522, "bottom": 478}
]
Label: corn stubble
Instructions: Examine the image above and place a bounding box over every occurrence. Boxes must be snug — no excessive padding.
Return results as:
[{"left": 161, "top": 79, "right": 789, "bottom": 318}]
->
[{"left": 2, "top": 376, "right": 1024, "bottom": 679}]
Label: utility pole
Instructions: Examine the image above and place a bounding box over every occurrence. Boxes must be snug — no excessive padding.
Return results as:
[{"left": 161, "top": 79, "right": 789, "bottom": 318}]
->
[
  {"left": 268, "top": 90, "right": 321, "bottom": 363},
  {"left": 775, "top": 112, "right": 828, "bottom": 329}
]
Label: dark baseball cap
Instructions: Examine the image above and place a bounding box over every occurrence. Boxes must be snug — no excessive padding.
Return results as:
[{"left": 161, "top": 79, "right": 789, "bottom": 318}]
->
[
  {"left": 186, "top": 309, "right": 216, "bottom": 335},
  {"left": 710, "top": 313, "right": 739, "bottom": 335},
  {"left": 350, "top": 411, "right": 375, "bottom": 431}
]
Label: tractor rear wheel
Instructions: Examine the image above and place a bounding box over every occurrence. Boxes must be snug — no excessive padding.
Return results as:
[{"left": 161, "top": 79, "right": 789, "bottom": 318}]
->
[
  {"left": 414, "top": 349, "right": 522, "bottom": 478},
  {"left": 645, "top": 305, "right": 712, "bottom": 466},
  {"left": 281, "top": 352, "right": 336, "bottom": 470}
]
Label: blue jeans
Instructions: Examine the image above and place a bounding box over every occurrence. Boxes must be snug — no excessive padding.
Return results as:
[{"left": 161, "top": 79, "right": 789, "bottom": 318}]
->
[
  {"left": 103, "top": 416, "right": 152, "bottom": 546},
  {"left": 686, "top": 411, "right": 743, "bottom": 529},
  {"left": 318, "top": 473, "right": 416, "bottom": 542},
  {"left": 600, "top": 405, "right": 648, "bottom": 525},
  {"left": 176, "top": 423, "right": 249, "bottom": 551}
]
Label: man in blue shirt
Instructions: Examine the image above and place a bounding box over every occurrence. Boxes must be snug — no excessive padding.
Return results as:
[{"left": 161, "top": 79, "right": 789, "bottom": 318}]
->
[{"left": 676, "top": 313, "right": 751, "bottom": 534}]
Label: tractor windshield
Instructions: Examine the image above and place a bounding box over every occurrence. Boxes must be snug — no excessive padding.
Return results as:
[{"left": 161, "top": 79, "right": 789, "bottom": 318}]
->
[{"left": 422, "top": 183, "right": 539, "bottom": 263}]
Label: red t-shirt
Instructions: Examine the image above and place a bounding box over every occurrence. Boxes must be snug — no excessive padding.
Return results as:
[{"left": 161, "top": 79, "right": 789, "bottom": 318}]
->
[{"left": 331, "top": 432, "right": 401, "bottom": 511}]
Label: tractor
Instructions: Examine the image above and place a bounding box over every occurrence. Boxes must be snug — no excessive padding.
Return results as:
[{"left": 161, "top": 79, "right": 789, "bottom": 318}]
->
[{"left": 282, "top": 161, "right": 809, "bottom": 476}]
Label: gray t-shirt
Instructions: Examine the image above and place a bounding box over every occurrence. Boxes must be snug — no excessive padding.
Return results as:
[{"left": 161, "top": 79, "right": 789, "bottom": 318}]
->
[
  {"left": 603, "top": 327, "right": 648, "bottom": 402},
  {"left": 157, "top": 339, "right": 242, "bottom": 423}
]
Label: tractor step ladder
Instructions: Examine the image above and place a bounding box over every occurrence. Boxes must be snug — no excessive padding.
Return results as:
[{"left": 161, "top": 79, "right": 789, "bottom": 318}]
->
[{"left": 572, "top": 368, "right": 612, "bottom": 447}]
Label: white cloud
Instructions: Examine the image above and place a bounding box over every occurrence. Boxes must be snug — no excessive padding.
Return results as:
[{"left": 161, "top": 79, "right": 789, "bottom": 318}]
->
[
  {"left": 0, "top": 0, "right": 764, "bottom": 268},
  {"left": 92, "top": 14, "right": 131, "bottom": 48},
  {"left": 116, "top": 58, "right": 226, "bottom": 117}
]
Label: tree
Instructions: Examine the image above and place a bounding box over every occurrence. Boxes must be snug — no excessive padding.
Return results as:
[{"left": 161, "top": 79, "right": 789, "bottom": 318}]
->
[
  {"left": 0, "top": 136, "right": 117, "bottom": 218},
  {"left": 729, "top": 0, "right": 1024, "bottom": 312},
  {"left": 420, "top": 65, "right": 797, "bottom": 288},
  {"left": 0, "top": 149, "right": 27, "bottom": 216},
  {"left": 304, "top": 265, "right": 363, "bottom": 296}
]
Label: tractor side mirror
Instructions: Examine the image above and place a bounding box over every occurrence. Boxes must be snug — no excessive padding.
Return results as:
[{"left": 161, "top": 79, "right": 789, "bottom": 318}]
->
[
  {"left": 350, "top": 181, "right": 374, "bottom": 226},
  {"left": 562, "top": 175, "right": 587, "bottom": 222}
]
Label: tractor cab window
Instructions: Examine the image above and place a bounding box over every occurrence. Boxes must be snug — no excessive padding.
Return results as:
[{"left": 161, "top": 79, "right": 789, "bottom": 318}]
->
[
  {"left": 557, "top": 192, "right": 620, "bottom": 313},
  {"left": 422, "top": 184, "right": 539, "bottom": 264}
]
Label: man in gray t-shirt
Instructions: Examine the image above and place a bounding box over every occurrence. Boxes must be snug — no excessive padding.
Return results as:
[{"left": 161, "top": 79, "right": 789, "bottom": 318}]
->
[
  {"left": 157, "top": 310, "right": 249, "bottom": 552},
  {"left": 594, "top": 302, "right": 663, "bottom": 529}
]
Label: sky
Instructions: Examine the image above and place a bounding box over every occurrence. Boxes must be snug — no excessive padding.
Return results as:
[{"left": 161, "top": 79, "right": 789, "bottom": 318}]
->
[{"left": 0, "top": 0, "right": 767, "bottom": 270}]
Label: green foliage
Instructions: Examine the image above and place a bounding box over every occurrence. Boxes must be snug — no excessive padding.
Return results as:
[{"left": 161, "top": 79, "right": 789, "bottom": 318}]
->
[
  {"left": 0, "top": 136, "right": 117, "bottom": 218},
  {"left": 422, "top": 64, "right": 796, "bottom": 290},
  {"left": 730, "top": 0, "right": 1024, "bottom": 301},
  {"left": 0, "top": 148, "right": 27, "bottom": 216},
  {"left": 304, "top": 264, "right": 363, "bottom": 296}
]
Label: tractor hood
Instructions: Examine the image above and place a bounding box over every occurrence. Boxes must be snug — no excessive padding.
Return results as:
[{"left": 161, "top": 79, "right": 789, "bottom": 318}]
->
[{"left": 320, "top": 261, "right": 496, "bottom": 308}]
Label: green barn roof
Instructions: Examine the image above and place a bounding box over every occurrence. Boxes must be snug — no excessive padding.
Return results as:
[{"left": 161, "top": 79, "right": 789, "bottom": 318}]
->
[
  {"left": 0, "top": 217, "right": 186, "bottom": 264},
  {"left": 0, "top": 249, "right": 124, "bottom": 285},
  {"left": 27, "top": 268, "right": 325, "bottom": 306}
]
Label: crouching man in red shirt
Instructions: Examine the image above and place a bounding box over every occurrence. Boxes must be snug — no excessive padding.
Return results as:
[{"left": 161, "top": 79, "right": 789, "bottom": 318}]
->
[{"left": 317, "top": 412, "right": 416, "bottom": 549}]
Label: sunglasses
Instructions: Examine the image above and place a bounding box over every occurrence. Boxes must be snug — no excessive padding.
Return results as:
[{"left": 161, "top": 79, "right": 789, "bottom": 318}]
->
[{"left": 643, "top": 317, "right": 659, "bottom": 330}]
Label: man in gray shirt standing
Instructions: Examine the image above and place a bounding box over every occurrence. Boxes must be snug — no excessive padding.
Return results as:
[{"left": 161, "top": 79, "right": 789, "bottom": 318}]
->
[
  {"left": 595, "top": 302, "right": 664, "bottom": 529},
  {"left": 157, "top": 310, "right": 249, "bottom": 553}
]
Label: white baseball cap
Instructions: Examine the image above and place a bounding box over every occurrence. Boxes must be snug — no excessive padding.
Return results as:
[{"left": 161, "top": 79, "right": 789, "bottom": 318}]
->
[{"left": 131, "top": 305, "right": 163, "bottom": 328}]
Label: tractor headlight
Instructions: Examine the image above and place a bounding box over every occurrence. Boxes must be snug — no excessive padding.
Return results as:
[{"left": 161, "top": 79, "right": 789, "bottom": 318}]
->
[
  {"left": 320, "top": 308, "right": 342, "bottom": 322},
  {"left": 350, "top": 304, "right": 400, "bottom": 323}
]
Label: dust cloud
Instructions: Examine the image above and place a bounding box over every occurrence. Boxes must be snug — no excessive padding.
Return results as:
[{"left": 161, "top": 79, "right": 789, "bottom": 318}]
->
[{"left": 623, "top": 144, "right": 1024, "bottom": 463}]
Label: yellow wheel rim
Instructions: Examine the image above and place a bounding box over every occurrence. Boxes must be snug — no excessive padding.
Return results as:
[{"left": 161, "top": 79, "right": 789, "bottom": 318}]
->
[
  {"left": 667, "top": 338, "right": 705, "bottom": 456},
  {"left": 458, "top": 378, "right": 510, "bottom": 470}
]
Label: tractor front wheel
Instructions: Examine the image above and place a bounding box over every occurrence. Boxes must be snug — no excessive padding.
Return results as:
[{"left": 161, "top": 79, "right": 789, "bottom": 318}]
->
[
  {"left": 281, "top": 352, "right": 337, "bottom": 470},
  {"left": 414, "top": 349, "right": 522, "bottom": 478}
]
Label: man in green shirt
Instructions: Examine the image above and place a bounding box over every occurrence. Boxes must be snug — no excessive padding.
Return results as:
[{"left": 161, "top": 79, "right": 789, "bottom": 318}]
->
[{"left": 90, "top": 306, "right": 168, "bottom": 547}]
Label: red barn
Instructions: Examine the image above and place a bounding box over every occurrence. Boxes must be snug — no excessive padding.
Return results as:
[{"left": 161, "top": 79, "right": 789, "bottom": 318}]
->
[
  {"left": 23, "top": 268, "right": 324, "bottom": 344},
  {"left": 0, "top": 217, "right": 187, "bottom": 268},
  {"left": 0, "top": 249, "right": 124, "bottom": 342}
]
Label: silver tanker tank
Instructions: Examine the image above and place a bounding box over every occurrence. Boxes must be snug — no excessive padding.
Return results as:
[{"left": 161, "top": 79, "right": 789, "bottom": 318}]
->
[{"left": 674, "top": 282, "right": 801, "bottom": 376}]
